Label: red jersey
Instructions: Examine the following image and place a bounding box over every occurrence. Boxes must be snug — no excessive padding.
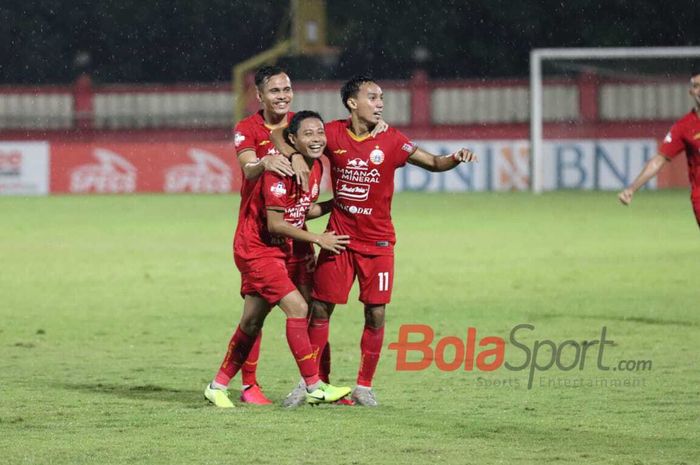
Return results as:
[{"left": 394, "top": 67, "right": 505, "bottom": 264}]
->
[
  {"left": 233, "top": 159, "right": 323, "bottom": 262},
  {"left": 659, "top": 109, "right": 700, "bottom": 199},
  {"left": 323, "top": 120, "right": 416, "bottom": 255},
  {"left": 232, "top": 110, "right": 314, "bottom": 259}
]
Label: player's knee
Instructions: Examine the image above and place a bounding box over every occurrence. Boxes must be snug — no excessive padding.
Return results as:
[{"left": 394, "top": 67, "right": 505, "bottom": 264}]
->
[
  {"left": 311, "top": 300, "right": 335, "bottom": 319},
  {"left": 364, "top": 304, "right": 385, "bottom": 328}
]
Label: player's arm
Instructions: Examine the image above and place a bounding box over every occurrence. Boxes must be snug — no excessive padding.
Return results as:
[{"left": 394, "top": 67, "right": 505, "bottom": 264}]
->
[
  {"left": 618, "top": 154, "right": 670, "bottom": 206},
  {"left": 237, "top": 148, "right": 295, "bottom": 180},
  {"left": 266, "top": 208, "right": 349, "bottom": 254},
  {"left": 270, "top": 128, "right": 311, "bottom": 191},
  {"left": 306, "top": 200, "right": 333, "bottom": 220},
  {"left": 407, "top": 147, "right": 478, "bottom": 172}
]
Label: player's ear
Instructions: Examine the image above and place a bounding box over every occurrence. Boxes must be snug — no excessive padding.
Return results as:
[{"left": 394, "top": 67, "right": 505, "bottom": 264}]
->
[
  {"left": 288, "top": 133, "right": 297, "bottom": 147},
  {"left": 347, "top": 97, "right": 358, "bottom": 110},
  {"left": 255, "top": 88, "right": 263, "bottom": 104}
]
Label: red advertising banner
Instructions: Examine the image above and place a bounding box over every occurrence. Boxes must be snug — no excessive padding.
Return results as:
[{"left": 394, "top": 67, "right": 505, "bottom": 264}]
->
[{"left": 50, "top": 142, "right": 243, "bottom": 194}]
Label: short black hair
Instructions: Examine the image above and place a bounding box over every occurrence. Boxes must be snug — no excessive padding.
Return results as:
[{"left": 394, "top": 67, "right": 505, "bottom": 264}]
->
[
  {"left": 254, "top": 65, "right": 287, "bottom": 89},
  {"left": 284, "top": 110, "right": 324, "bottom": 146},
  {"left": 340, "top": 74, "right": 376, "bottom": 112}
]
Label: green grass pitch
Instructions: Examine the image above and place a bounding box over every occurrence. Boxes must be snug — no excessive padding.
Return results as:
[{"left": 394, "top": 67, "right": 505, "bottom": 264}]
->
[{"left": 0, "top": 191, "right": 697, "bottom": 465}]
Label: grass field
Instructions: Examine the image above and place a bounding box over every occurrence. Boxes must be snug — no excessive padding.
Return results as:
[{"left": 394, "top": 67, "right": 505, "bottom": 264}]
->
[{"left": 1, "top": 191, "right": 698, "bottom": 465}]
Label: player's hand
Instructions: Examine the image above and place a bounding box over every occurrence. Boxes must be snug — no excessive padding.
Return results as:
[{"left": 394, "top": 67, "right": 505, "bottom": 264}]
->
[
  {"left": 315, "top": 231, "right": 350, "bottom": 254},
  {"left": 370, "top": 119, "right": 389, "bottom": 136},
  {"left": 262, "top": 155, "right": 295, "bottom": 177},
  {"left": 618, "top": 188, "right": 634, "bottom": 206},
  {"left": 452, "top": 148, "right": 478, "bottom": 163},
  {"left": 291, "top": 153, "right": 311, "bottom": 191}
]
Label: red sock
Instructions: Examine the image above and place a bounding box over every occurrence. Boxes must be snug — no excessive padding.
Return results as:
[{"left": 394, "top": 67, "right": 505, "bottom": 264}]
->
[
  {"left": 241, "top": 331, "right": 262, "bottom": 387},
  {"left": 286, "top": 317, "right": 320, "bottom": 387},
  {"left": 308, "top": 318, "right": 330, "bottom": 382},
  {"left": 319, "top": 342, "right": 331, "bottom": 384},
  {"left": 357, "top": 325, "right": 384, "bottom": 387},
  {"left": 214, "top": 325, "right": 256, "bottom": 387}
]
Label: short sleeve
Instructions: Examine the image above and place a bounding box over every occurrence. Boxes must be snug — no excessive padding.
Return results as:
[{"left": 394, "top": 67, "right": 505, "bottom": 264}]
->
[
  {"left": 262, "top": 172, "right": 289, "bottom": 210},
  {"left": 393, "top": 129, "right": 417, "bottom": 167},
  {"left": 658, "top": 122, "right": 686, "bottom": 160},
  {"left": 233, "top": 120, "right": 256, "bottom": 155}
]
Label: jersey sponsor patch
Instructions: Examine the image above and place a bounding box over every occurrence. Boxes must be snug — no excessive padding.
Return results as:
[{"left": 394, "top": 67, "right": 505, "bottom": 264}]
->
[
  {"left": 401, "top": 142, "right": 416, "bottom": 153},
  {"left": 336, "top": 179, "right": 370, "bottom": 201},
  {"left": 311, "top": 182, "right": 319, "bottom": 198},
  {"left": 234, "top": 132, "right": 246, "bottom": 147},
  {"left": 369, "top": 146, "right": 385, "bottom": 165},
  {"left": 270, "top": 181, "right": 287, "bottom": 197}
]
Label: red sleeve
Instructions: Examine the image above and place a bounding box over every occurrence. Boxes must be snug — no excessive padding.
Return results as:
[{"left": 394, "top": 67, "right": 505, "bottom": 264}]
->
[
  {"left": 262, "top": 171, "right": 290, "bottom": 210},
  {"left": 392, "top": 128, "right": 417, "bottom": 167},
  {"left": 322, "top": 120, "right": 344, "bottom": 157},
  {"left": 658, "top": 120, "right": 687, "bottom": 160},
  {"left": 234, "top": 119, "right": 256, "bottom": 155}
]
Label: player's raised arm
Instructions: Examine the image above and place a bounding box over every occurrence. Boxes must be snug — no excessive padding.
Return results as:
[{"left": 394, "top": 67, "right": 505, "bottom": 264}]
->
[
  {"left": 618, "top": 154, "right": 670, "bottom": 206},
  {"left": 407, "top": 147, "right": 478, "bottom": 172},
  {"left": 270, "top": 127, "right": 311, "bottom": 191}
]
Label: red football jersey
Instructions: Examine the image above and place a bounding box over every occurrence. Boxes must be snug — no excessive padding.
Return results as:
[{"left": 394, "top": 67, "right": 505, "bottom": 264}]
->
[
  {"left": 658, "top": 110, "right": 700, "bottom": 198},
  {"left": 233, "top": 159, "right": 323, "bottom": 262},
  {"left": 232, "top": 110, "right": 314, "bottom": 259},
  {"left": 323, "top": 120, "right": 416, "bottom": 255}
]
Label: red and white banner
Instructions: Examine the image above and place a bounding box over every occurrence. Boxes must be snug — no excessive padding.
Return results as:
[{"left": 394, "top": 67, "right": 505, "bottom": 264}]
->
[
  {"left": 50, "top": 143, "right": 242, "bottom": 193},
  {"left": 0, "top": 142, "right": 49, "bottom": 195}
]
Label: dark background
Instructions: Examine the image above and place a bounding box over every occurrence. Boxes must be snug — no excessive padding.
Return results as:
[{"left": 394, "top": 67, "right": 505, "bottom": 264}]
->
[{"left": 2, "top": 0, "right": 699, "bottom": 84}]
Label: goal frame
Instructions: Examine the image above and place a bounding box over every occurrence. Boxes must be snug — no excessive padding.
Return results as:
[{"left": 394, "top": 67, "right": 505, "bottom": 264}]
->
[{"left": 529, "top": 46, "right": 700, "bottom": 193}]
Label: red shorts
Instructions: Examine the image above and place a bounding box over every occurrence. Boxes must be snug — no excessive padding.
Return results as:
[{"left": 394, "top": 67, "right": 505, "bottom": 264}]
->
[
  {"left": 287, "top": 252, "right": 316, "bottom": 287},
  {"left": 312, "top": 249, "right": 394, "bottom": 305},
  {"left": 235, "top": 255, "right": 297, "bottom": 305}
]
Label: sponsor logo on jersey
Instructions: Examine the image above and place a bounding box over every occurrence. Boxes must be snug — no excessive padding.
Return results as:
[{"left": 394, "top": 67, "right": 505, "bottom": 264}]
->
[
  {"left": 311, "top": 182, "right": 319, "bottom": 198},
  {"left": 270, "top": 181, "right": 287, "bottom": 197},
  {"left": 333, "top": 149, "right": 347, "bottom": 155},
  {"left": 336, "top": 180, "right": 370, "bottom": 201},
  {"left": 164, "top": 148, "right": 232, "bottom": 193},
  {"left": 369, "top": 146, "right": 385, "bottom": 165},
  {"left": 663, "top": 132, "right": 672, "bottom": 143},
  {"left": 234, "top": 132, "right": 246, "bottom": 147},
  {"left": 336, "top": 202, "right": 373, "bottom": 215},
  {"left": 267, "top": 147, "right": 281, "bottom": 156},
  {"left": 70, "top": 148, "right": 137, "bottom": 193},
  {"left": 259, "top": 140, "right": 271, "bottom": 146},
  {"left": 346, "top": 158, "right": 369, "bottom": 170},
  {"left": 402, "top": 142, "right": 416, "bottom": 153}
]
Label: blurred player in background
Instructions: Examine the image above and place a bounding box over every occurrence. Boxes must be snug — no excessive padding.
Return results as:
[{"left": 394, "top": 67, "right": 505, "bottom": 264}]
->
[
  {"left": 619, "top": 69, "right": 700, "bottom": 229},
  {"left": 272, "top": 75, "right": 478, "bottom": 407},
  {"left": 205, "top": 111, "right": 352, "bottom": 408}
]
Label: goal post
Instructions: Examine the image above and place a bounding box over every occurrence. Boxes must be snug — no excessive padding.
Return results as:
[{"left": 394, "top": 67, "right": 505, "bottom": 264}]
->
[{"left": 529, "top": 46, "right": 700, "bottom": 194}]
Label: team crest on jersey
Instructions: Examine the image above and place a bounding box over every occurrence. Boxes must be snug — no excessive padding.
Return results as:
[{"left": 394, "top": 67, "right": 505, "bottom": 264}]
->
[
  {"left": 234, "top": 132, "right": 245, "bottom": 147},
  {"left": 663, "top": 132, "right": 672, "bottom": 143},
  {"left": 270, "top": 181, "right": 287, "bottom": 197},
  {"left": 311, "top": 182, "right": 319, "bottom": 198},
  {"left": 402, "top": 142, "right": 416, "bottom": 153},
  {"left": 369, "top": 146, "right": 385, "bottom": 165}
]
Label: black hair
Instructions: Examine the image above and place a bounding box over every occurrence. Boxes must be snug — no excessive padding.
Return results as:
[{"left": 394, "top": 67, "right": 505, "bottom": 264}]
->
[
  {"left": 254, "top": 65, "right": 287, "bottom": 89},
  {"left": 283, "top": 110, "right": 324, "bottom": 146},
  {"left": 340, "top": 74, "right": 376, "bottom": 112}
]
